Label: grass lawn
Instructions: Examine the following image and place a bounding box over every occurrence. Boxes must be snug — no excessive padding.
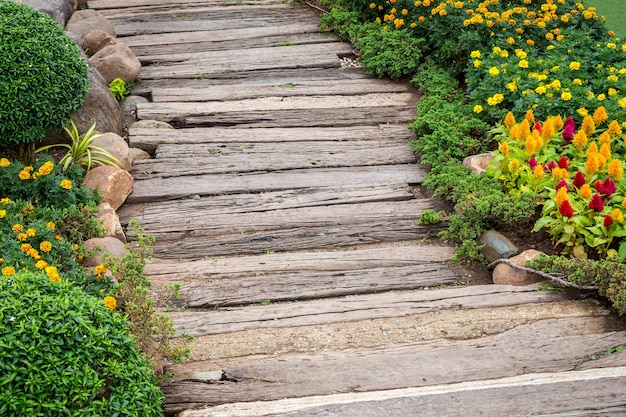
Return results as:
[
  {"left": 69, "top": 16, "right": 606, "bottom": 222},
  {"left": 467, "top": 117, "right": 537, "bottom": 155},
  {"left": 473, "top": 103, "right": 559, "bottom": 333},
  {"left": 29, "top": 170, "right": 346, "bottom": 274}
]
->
[{"left": 586, "top": 0, "right": 626, "bottom": 40}]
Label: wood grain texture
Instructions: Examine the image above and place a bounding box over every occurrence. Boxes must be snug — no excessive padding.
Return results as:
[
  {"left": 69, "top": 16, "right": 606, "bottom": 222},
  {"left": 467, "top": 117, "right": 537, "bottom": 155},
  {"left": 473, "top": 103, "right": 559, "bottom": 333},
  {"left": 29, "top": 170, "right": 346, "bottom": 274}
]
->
[
  {"left": 167, "top": 285, "right": 570, "bottom": 336},
  {"left": 125, "top": 164, "right": 428, "bottom": 203}
]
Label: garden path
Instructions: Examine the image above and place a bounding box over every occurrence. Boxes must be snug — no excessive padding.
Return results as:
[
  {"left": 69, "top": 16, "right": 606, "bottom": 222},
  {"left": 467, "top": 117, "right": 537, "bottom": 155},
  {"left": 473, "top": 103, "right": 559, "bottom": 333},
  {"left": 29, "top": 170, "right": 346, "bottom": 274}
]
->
[{"left": 88, "top": 0, "right": 626, "bottom": 415}]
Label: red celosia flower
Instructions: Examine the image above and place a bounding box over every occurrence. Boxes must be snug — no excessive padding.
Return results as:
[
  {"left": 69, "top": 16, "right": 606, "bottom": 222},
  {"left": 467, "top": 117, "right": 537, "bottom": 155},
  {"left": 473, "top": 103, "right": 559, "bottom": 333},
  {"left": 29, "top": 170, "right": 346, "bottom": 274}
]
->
[
  {"left": 559, "top": 200, "right": 574, "bottom": 217},
  {"left": 573, "top": 171, "right": 586, "bottom": 188},
  {"left": 604, "top": 214, "right": 613, "bottom": 228},
  {"left": 601, "top": 178, "right": 617, "bottom": 197},
  {"left": 556, "top": 180, "right": 569, "bottom": 191},
  {"left": 589, "top": 194, "right": 604, "bottom": 212},
  {"left": 564, "top": 115, "right": 576, "bottom": 130},
  {"left": 528, "top": 157, "right": 538, "bottom": 169},
  {"left": 558, "top": 156, "right": 569, "bottom": 169},
  {"left": 562, "top": 123, "right": 575, "bottom": 144},
  {"left": 533, "top": 121, "right": 542, "bottom": 132},
  {"left": 547, "top": 160, "right": 557, "bottom": 171}
]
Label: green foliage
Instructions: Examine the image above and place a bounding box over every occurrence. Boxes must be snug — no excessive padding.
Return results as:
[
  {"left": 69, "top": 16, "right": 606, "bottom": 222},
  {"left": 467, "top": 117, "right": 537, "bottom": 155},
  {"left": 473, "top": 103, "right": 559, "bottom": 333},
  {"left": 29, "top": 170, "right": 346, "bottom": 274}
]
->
[
  {"left": 418, "top": 209, "right": 446, "bottom": 226},
  {"left": 356, "top": 29, "right": 425, "bottom": 79},
  {"left": 107, "top": 221, "right": 191, "bottom": 376},
  {"left": 36, "top": 120, "right": 124, "bottom": 172},
  {"left": 0, "top": 2, "right": 89, "bottom": 148},
  {"left": 109, "top": 78, "right": 132, "bottom": 102},
  {"left": 0, "top": 270, "right": 164, "bottom": 416},
  {"left": 530, "top": 255, "right": 626, "bottom": 315}
]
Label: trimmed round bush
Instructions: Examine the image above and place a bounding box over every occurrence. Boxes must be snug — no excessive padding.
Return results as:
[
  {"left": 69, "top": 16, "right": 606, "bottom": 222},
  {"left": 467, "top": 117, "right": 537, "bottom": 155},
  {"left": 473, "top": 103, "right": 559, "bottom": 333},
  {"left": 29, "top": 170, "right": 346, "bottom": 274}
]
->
[
  {"left": 0, "top": 1, "right": 89, "bottom": 146},
  {"left": 0, "top": 271, "right": 164, "bottom": 416}
]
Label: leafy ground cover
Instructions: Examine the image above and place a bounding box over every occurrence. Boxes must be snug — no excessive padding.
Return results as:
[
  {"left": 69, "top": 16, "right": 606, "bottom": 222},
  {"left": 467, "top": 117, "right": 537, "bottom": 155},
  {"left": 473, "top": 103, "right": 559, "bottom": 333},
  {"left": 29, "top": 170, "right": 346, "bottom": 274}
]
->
[{"left": 319, "top": 0, "right": 626, "bottom": 314}]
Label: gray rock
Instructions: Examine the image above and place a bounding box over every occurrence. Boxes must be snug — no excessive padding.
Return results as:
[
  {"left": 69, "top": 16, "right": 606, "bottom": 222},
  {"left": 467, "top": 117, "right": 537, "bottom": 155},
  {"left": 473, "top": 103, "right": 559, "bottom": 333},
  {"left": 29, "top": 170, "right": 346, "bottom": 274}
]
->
[
  {"left": 82, "top": 30, "right": 117, "bottom": 56},
  {"left": 492, "top": 249, "right": 545, "bottom": 286},
  {"left": 129, "top": 119, "right": 174, "bottom": 129},
  {"left": 463, "top": 153, "right": 495, "bottom": 175},
  {"left": 121, "top": 95, "right": 150, "bottom": 112},
  {"left": 83, "top": 165, "right": 134, "bottom": 210},
  {"left": 75, "top": 65, "right": 123, "bottom": 136},
  {"left": 96, "top": 202, "right": 127, "bottom": 243},
  {"left": 477, "top": 230, "right": 518, "bottom": 263},
  {"left": 83, "top": 236, "right": 127, "bottom": 267},
  {"left": 92, "top": 132, "right": 132, "bottom": 171},
  {"left": 129, "top": 147, "right": 151, "bottom": 161},
  {"left": 66, "top": 9, "right": 115, "bottom": 42},
  {"left": 89, "top": 43, "right": 141, "bottom": 84},
  {"left": 9, "top": 0, "right": 75, "bottom": 26}
]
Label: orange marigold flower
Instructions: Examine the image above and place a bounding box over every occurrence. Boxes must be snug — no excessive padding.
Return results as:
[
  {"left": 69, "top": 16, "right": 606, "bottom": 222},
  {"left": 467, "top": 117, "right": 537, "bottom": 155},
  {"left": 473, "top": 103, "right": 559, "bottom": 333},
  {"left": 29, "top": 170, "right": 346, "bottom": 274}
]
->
[
  {"left": 12, "top": 224, "right": 23, "bottom": 233},
  {"left": 40, "top": 241, "right": 52, "bottom": 253},
  {"left": 608, "top": 159, "right": 624, "bottom": 180},
  {"left": 581, "top": 116, "right": 595, "bottom": 135},
  {"left": 60, "top": 179, "right": 72, "bottom": 190},
  {"left": 0, "top": 158, "right": 10, "bottom": 168},
  {"left": 26, "top": 228, "right": 36, "bottom": 237},
  {"left": 37, "top": 161, "right": 54, "bottom": 176},
  {"left": 16, "top": 233, "right": 28, "bottom": 241},
  {"left": 2, "top": 266, "right": 16, "bottom": 276},
  {"left": 95, "top": 264, "right": 108, "bottom": 275},
  {"left": 35, "top": 260, "right": 48, "bottom": 270},
  {"left": 579, "top": 183, "right": 592, "bottom": 199},
  {"left": 104, "top": 296, "right": 117, "bottom": 311},
  {"left": 18, "top": 170, "right": 30, "bottom": 180},
  {"left": 45, "top": 266, "right": 61, "bottom": 283}
]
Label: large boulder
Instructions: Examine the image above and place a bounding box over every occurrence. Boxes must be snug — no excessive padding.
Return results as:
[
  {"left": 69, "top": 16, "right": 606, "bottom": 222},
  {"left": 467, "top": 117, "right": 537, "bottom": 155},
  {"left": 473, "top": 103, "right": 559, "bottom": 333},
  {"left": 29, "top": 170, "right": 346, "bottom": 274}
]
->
[
  {"left": 92, "top": 132, "right": 132, "bottom": 171},
  {"left": 83, "top": 236, "right": 128, "bottom": 267},
  {"left": 8, "top": 0, "right": 75, "bottom": 26},
  {"left": 89, "top": 43, "right": 141, "bottom": 85},
  {"left": 492, "top": 249, "right": 545, "bottom": 286},
  {"left": 73, "top": 65, "right": 124, "bottom": 136},
  {"left": 82, "top": 30, "right": 117, "bottom": 56},
  {"left": 96, "top": 202, "right": 127, "bottom": 243},
  {"left": 65, "top": 9, "right": 115, "bottom": 42},
  {"left": 83, "top": 165, "right": 134, "bottom": 210}
]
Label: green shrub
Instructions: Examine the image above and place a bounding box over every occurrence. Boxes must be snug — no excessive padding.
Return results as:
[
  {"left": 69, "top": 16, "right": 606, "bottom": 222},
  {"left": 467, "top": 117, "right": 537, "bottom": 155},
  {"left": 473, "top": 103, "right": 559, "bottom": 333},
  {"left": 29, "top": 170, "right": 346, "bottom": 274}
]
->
[
  {"left": 0, "top": 2, "right": 89, "bottom": 152},
  {"left": 0, "top": 270, "right": 164, "bottom": 416},
  {"left": 356, "top": 29, "right": 425, "bottom": 79}
]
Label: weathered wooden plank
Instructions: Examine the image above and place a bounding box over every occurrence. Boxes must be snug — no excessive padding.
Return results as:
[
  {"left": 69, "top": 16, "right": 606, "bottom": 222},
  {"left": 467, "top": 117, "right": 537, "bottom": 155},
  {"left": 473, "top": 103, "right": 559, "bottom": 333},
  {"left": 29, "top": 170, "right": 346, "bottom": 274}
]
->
[
  {"left": 167, "top": 285, "right": 569, "bottom": 336},
  {"left": 124, "top": 199, "right": 435, "bottom": 240},
  {"left": 126, "top": 164, "right": 428, "bottom": 203},
  {"left": 163, "top": 318, "right": 626, "bottom": 413},
  {"left": 151, "top": 79, "right": 410, "bottom": 102},
  {"left": 97, "top": 2, "right": 299, "bottom": 19},
  {"left": 162, "top": 263, "right": 457, "bottom": 308},
  {"left": 138, "top": 93, "right": 414, "bottom": 117},
  {"left": 129, "top": 125, "right": 413, "bottom": 153},
  {"left": 176, "top": 369, "right": 626, "bottom": 417},
  {"left": 147, "top": 219, "right": 444, "bottom": 258},
  {"left": 132, "top": 142, "right": 415, "bottom": 178},
  {"left": 89, "top": 0, "right": 288, "bottom": 10},
  {"left": 123, "top": 23, "right": 322, "bottom": 47},
  {"left": 144, "top": 245, "right": 455, "bottom": 283}
]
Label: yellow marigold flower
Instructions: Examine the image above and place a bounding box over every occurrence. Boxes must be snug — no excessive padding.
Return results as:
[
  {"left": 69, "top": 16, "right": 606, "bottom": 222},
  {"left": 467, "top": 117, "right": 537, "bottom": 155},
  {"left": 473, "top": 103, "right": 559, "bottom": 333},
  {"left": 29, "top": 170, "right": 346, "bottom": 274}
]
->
[
  {"left": 35, "top": 260, "right": 48, "bottom": 270},
  {"left": 0, "top": 210, "right": 5, "bottom": 219},
  {"left": 611, "top": 209, "right": 624, "bottom": 224},
  {"left": 609, "top": 88, "right": 618, "bottom": 96},
  {"left": 533, "top": 165, "right": 544, "bottom": 179},
  {"left": 526, "top": 39, "right": 535, "bottom": 46},
  {"left": 95, "top": 264, "right": 108, "bottom": 275},
  {"left": 489, "top": 66, "right": 500, "bottom": 76},
  {"left": 569, "top": 61, "right": 581, "bottom": 70},
  {"left": 55, "top": 235, "right": 62, "bottom": 241},
  {"left": 557, "top": 35, "right": 564, "bottom": 41},
  {"left": 454, "top": 1, "right": 463, "bottom": 9},
  {"left": 588, "top": 91, "right": 596, "bottom": 99},
  {"left": 18, "top": 170, "right": 30, "bottom": 180},
  {"left": 620, "top": 97, "right": 626, "bottom": 108},
  {"left": 515, "top": 49, "right": 527, "bottom": 59},
  {"left": 26, "top": 228, "right": 35, "bottom": 237},
  {"left": 24, "top": 166, "right": 33, "bottom": 173},
  {"left": 28, "top": 248, "right": 39, "bottom": 260},
  {"left": 2, "top": 266, "right": 16, "bottom": 276},
  {"left": 573, "top": 130, "right": 588, "bottom": 150},
  {"left": 518, "top": 59, "right": 529, "bottom": 68},
  {"left": 473, "top": 59, "right": 482, "bottom": 68},
  {"left": 45, "top": 266, "right": 60, "bottom": 283},
  {"left": 585, "top": 153, "right": 600, "bottom": 175},
  {"left": 577, "top": 108, "right": 589, "bottom": 117},
  {"left": 560, "top": 91, "right": 572, "bottom": 101},
  {"left": 470, "top": 50, "right": 481, "bottom": 58},
  {"left": 506, "top": 37, "right": 515, "bottom": 45},
  {"left": 473, "top": 104, "right": 483, "bottom": 113},
  {"left": 573, "top": 78, "right": 582, "bottom": 86},
  {"left": 369, "top": 3, "right": 376, "bottom": 8},
  {"left": 582, "top": 116, "right": 595, "bottom": 135},
  {"left": 410, "top": 22, "right": 416, "bottom": 28},
  {"left": 504, "top": 112, "right": 516, "bottom": 130},
  {"left": 40, "top": 241, "right": 52, "bottom": 253},
  {"left": 547, "top": 45, "right": 555, "bottom": 51},
  {"left": 597, "top": 93, "right": 606, "bottom": 101},
  {"left": 0, "top": 258, "right": 3, "bottom": 264},
  {"left": 499, "top": 141, "right": 510, "bottom": 157},
  {"left": 555, "top": 186, "right": 569, "bottom": 207},
  {"left": 536, "top": 86, "right": 547, "bottom": 95},
  {"left": 20, "top": 243, "right": 31, "bottom": 253},
  {"left": 37, "top": 161, "right": 54, "bottom": 176},
  {"left": 12, "top": 224, "right": 23, "bottom": 233},
  {"left": 1, "top": 197, "right": 10, "bottom": 204},
  {"left": 60, "top": 179, "right": 72, "bottom": 190},
  {"left": 608, "top": 159, "right": 623, "bottom": 180},
  {"left": 500, "top": 50, "right": 509, "bottom": 58},
  {"left": 401, "top": 8, "right": 408, "bottom": 15},
  {"left": 16, "top": 233, "right": 27, "bottom": 241},
  {"left": 47, "top": 221, "right": 55, "bottom": 229},
  {"left": 104, "top": 296, "right": 117, "bottom": 311},
  {"left": 0, "top": 158, "right": 10, "bottom": 168},
  {"left": 579, "top": 184, "right": 592, "bottom": 199},
  {"left": 546, "top": 33, "right": 554, "bottom": 41},
  {"left": 487, "top": 93, "right": 504, "bottom": 106}
]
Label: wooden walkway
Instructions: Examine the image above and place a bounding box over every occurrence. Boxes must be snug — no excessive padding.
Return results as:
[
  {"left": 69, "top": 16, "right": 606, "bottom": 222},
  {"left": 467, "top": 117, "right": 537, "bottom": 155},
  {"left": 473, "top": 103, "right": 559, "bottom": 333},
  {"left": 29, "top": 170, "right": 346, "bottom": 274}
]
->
[{"left": 89, "top": 0, "right": 626, "bottom": 415}]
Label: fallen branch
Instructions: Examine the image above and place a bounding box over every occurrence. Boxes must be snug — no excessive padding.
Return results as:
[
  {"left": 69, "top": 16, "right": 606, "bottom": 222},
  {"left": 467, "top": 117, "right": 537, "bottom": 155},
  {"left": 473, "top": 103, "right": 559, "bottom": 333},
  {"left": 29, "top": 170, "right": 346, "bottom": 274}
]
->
[
  {"left": 487, "top": 258, "right": 599, "bottom": 291},
  {"left": 304, "top": 1, "right": 329, "bottom": 14}
]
